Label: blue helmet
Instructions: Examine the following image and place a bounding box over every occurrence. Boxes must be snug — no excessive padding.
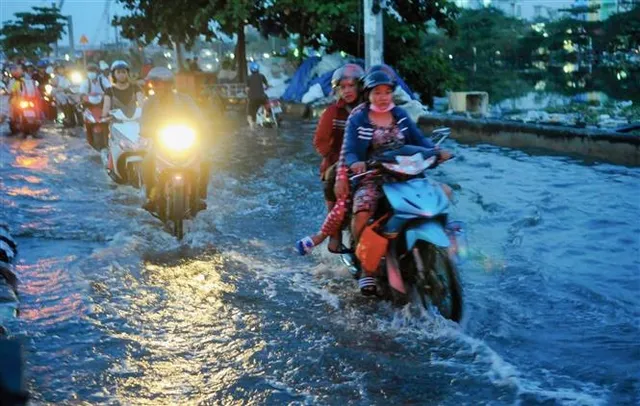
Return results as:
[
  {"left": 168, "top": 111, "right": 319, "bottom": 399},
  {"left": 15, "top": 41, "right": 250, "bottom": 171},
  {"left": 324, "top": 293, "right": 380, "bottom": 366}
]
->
[
  {"left": 249, "top": 62, "right": 259, "bottom": 72},
  {"left": 362, "top": 71, "right": 396, "bottom": 92},
  {"left": 37, "top": 60, "right": 48, "bottom": 68}
]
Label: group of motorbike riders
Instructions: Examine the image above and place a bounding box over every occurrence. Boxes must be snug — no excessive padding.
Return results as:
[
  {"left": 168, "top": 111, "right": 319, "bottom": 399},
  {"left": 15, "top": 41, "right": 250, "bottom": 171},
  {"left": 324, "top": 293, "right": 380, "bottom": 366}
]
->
[
  {"left": 1, "top": 58, "right": 209, "bottom": 212},
  {"left": 3, "top": 57, "right": 458, "bottom": 300}
]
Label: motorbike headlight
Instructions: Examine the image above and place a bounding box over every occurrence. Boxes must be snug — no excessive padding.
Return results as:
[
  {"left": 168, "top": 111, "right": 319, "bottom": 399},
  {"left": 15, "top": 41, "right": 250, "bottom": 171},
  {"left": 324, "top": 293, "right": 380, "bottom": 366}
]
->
[
  {"left": 70, "top": 71, "right": 83, "bottom": 84},
  {"left": 148, "top": 89, "right": 155, "bottom": 96},
  {"left": 159, "top": 125, "right": 196, "bottom": 152},
  {"left": 19, "top": 100, "right": 34, "bottom": 109},
  {"left": 45, "top": 84, "right": 53, "bottom": 95}
]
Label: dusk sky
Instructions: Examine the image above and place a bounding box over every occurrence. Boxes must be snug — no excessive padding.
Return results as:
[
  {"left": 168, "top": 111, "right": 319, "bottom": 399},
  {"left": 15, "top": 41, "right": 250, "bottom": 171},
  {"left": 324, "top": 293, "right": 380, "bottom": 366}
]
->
[{"left": 1, "top": 0, "right": 126, "bottom": 46}]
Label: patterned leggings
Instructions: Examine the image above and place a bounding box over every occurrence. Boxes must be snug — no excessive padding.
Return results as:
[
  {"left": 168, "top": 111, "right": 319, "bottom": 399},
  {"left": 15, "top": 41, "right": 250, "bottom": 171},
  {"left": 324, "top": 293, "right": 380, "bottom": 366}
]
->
[{"left": 320, "top": 198, "right": 350, "bottom": 236}]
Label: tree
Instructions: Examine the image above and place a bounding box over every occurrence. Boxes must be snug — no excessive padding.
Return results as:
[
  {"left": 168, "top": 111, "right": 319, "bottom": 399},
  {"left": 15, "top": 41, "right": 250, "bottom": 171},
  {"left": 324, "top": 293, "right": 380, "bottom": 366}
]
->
[
  {"left": 0, "top": 6, "right": 67, "bottom": 59},
  {"left": 114, "top": 0, "right": 215, "bottom": 71}
]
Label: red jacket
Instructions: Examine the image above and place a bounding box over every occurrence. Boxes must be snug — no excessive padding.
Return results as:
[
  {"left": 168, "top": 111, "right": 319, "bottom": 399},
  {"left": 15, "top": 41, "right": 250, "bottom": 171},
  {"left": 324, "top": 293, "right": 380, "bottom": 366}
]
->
[{"left": 313, "top": 99, "right": 350, "bottom": 177}]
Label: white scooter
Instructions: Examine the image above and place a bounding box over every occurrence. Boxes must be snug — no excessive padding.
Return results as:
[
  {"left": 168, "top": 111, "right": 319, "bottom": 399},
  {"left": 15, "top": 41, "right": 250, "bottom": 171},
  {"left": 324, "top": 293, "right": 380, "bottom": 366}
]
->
[
  {"left": 103, "top": 108, "right": 147, "bottom": 188},
  {"left": 256, "top": 98, "right": 283, "bottom": 128}
]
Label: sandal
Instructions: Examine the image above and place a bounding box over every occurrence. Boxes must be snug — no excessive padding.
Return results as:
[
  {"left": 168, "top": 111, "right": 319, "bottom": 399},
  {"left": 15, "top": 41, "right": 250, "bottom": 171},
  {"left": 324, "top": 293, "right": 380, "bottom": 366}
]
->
[
  {"left": 295, "top": 236, "right": 315, "bottom": 256},
  {"left": 358, "top": 276, "right": 377, "bottom": 296},
  {"left": 327, "top": 241, "right": 354, "bottom": 255}
]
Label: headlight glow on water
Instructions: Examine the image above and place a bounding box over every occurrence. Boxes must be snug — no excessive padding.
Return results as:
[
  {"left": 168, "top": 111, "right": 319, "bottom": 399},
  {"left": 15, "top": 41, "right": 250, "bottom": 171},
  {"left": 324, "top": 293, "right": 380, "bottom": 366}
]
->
[{"left": 159, "top": 125, "right": 196, "bottom": 152}]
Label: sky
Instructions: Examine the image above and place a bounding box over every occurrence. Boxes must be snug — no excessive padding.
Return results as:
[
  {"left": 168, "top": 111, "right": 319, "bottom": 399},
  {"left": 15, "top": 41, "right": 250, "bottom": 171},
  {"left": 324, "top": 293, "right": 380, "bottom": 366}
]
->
[{"left": 0, "top": 0, "right": 126, "bottom": 47}]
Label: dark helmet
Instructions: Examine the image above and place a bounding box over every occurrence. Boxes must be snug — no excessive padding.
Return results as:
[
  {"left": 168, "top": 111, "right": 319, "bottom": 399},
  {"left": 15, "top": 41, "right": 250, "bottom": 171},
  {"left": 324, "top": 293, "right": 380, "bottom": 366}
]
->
[
  {"left": 145, "top": 66, "right": 174, "bottom": 83},
  {"left": 36, "top": 60, "right": 48, "bottom": 68},
  {"left": 331, "top": 63, "right": 365, "bottom": 89},
  {"left": 366, "top": 64, "right": 396, "bottom": 82},
  {"left": 86, "top": 62, "right": 99, "bottom": 72},
  {"left": 362, "top": 70, "right": 396, "bottom": 92}
]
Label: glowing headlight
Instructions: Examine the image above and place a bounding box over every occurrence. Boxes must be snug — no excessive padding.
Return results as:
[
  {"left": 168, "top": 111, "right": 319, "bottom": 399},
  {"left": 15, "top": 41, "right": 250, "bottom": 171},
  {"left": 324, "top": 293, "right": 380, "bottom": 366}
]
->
[
  {"left": 19, "top": 100, "right": 35, "bottom": 109},
  {"left": 148, "top": 89, "right": 155, "bottom": 96},
  {"left": 70, "top": 71, "right": 83, "bottom": 84},
  {"left": 159, "top": 125, "right": 196, "bottom": 151},
  {"left": 45, "top": 84, "right": 53, "bottom": 95}
]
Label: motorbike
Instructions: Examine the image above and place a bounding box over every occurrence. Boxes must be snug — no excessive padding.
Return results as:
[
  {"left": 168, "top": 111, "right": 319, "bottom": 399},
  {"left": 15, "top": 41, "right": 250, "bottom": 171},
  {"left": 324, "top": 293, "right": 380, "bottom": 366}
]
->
[
  {"left": 256, "top": 98, "right": 283, "bottom": 128},
  {"left": 8, "top": 97, "right": 42, "bottom": 136},
  {"left": 41, "top": 83, "right": 57, "bottom": 121},
  {"left": 103, "top": 108, "right": 146, "bottom": 187},
  {"left": 340, "top": 128, "right": 465, "bottom": 322},
  {"left": 82, "top": 94, "right": 109, "bottom": 150},
  {"left": 144, "top": 124, "right": 204, "bottom": 240}
]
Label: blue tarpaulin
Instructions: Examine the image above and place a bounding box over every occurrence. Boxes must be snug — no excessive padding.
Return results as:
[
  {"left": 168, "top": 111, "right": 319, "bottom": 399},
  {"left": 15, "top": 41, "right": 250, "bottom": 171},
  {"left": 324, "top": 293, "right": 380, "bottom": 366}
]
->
[
  {"left": 281, "top": 56, "right": 321, "bottom": 102},
  {"left": 282, "top": 57, "right": 417, "bottom": 103}
]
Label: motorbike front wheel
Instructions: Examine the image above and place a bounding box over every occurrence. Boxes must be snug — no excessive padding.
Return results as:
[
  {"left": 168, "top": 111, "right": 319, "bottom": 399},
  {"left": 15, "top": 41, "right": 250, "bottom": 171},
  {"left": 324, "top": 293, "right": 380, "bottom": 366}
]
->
[
  {"left": 168, "top": 182, "right": 186, "bottom": 240},
  {"left": 413, "top": 241, "right": 463, "bottom": 322}
]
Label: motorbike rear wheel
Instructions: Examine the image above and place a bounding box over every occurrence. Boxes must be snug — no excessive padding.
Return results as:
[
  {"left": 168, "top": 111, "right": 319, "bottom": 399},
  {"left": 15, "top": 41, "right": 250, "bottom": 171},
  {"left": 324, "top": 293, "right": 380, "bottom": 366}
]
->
[{"left": 413, "top": 242, "right": 463, "bottom": 322}]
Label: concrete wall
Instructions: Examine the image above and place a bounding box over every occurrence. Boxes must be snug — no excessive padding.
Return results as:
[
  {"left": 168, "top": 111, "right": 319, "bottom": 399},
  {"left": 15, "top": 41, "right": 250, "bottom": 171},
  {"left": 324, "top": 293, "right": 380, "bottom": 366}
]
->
[
  {"left": 418, "top": 114, "right": 640, "bottom": 167},
  {"left": 282, "top": 102, "right": 640, "bottom": 167}
]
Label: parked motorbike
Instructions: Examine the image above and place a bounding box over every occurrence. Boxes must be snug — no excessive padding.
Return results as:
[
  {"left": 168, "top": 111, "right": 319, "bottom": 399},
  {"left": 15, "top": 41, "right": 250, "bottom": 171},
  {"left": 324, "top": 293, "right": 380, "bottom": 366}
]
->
[
  {"left": 104, "top": 108, "right": 146, "bottom": 187},
  {"left": 8, "top": 97, "right": 42, "bottom": 136},
  {"left": 256, "top": 98, "right": 283, "bottom": 128},
  {"left": 144, "top": 124, "right": 204, "bottom": 240},
  {"left": 83, "top": 94, "right": 109, "bottom": 150},
  {"left": 340, "top": 128, "right": 464, "bottom": 322}
]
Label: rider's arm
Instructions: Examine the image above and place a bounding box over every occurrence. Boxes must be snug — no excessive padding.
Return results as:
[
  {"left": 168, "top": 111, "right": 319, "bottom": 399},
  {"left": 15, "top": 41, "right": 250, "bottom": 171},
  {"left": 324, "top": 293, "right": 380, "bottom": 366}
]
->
[
  {"left": 313, "top": 106, "right": 335, "bottom": 157},
  {"left": 102, "top": 93, "right": 112, "bottom": 118},
  {"left": 135, "top": 86, "right": 144, "bottom": 106},
  {"left": 398, "top": 109, "right": 435, "bottom": 150},
  {"left": 262, "top": 74, "right": 269, "bottom": 88},
  {"left": 342, "top": 114, "right": 361, "bottom": 168}
]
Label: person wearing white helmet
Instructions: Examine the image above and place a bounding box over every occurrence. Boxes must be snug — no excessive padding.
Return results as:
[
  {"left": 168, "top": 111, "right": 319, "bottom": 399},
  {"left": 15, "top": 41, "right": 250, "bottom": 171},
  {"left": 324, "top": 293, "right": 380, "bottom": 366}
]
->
[
  {"left": 79, "top": 62, "right": 111, "bottom": 100},
  {"left": 101, "top": 60, "right": 143, "bottom": 118},
  {"left": 99, "top": 60, "right": 110, "bottom": 83}
]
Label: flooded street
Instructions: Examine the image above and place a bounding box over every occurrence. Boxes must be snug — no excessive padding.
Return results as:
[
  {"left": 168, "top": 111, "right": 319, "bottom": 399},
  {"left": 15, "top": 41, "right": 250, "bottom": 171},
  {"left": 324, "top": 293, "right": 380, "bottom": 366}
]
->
[{"left": 1, "top": 118, "right": 639, "bottom": 405}]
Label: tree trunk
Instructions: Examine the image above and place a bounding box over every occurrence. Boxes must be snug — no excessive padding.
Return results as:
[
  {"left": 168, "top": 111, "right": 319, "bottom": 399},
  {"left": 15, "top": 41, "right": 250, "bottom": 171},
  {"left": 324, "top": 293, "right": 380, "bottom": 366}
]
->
[
  {"left": 236, "top": 24, "right": 247, "bottom": 84},
  {"left": 174, "top": 40, "right": 184, "bottom": 72},
  {"left": 297, "top": 32, "right": 305, "bottom": 66}
]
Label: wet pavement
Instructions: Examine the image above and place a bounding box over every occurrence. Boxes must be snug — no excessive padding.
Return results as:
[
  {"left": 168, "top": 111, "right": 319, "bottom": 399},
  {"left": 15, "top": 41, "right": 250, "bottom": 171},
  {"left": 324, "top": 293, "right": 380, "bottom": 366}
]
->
[{"left": 0, "top": 117, "right": 639, "bottom": 405}]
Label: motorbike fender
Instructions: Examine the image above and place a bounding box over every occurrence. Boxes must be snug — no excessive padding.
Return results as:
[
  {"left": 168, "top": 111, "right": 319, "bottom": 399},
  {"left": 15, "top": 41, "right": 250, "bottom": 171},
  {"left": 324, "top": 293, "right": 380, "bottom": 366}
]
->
[
  {"left": 125, "top": 155, "right": 144, "bottom": 165},
  {"left": 406, "top": 221, "right": 450, "bottom": 250}
]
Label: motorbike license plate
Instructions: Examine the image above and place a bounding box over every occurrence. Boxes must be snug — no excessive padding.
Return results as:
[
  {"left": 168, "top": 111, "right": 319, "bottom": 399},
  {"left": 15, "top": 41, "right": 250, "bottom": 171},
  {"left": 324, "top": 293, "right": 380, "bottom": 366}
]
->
[{"left": 23, "top": 110, "right": 36, "bottom": 118}]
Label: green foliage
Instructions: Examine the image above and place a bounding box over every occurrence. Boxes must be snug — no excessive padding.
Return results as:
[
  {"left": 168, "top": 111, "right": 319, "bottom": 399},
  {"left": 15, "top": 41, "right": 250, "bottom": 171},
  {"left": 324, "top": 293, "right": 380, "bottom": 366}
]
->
[
  {"left": 114, "top": 0, "right": 214, "bottom": 46},
  {"left": 397, "top": 50, "right": 462, "bottom": 107},
  {"left": 0, "top": 6, "right": 67, "bottom": 59}
]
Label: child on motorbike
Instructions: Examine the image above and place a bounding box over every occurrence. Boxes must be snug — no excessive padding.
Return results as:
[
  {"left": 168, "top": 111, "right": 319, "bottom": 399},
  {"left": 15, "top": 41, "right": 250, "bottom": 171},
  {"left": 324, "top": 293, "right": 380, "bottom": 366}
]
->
[
  {"left": 298, "top": 68, "right": 452, "bottom": 296},
  {"left": 295, "top": 63, "right": 365, "bottom": 256}
]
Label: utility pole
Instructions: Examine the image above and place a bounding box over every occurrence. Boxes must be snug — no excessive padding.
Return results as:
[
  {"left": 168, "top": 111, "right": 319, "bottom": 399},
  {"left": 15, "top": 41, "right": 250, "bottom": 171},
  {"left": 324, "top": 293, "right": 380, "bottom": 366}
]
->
[
  {"left": 363, "top": 0, "right": 384, "bottom": 69},
  {"left": 67, "top": 15, "right": 75, "bottom": 58}
]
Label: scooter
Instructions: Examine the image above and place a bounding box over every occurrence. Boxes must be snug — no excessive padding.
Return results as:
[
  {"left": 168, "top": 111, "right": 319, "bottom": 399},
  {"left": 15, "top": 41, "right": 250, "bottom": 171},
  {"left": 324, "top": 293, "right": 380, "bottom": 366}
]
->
[
  {"left": 256, "top": 98, "right": 283, "bottom": 128},
  {"left": 83, "top": 94, "right": 109, "bottom": 150},
  {"left": 8, "top": 97, "right": 42, "bottom": 137},
  {"left": 104, "top": 108, "right": 147, "bottom": 188},
  {"left": 143, "top": 124, "right": 205, "bottom": 240},
  {"left": 339, "top": 128, "right": 465, "bottom": 322}
]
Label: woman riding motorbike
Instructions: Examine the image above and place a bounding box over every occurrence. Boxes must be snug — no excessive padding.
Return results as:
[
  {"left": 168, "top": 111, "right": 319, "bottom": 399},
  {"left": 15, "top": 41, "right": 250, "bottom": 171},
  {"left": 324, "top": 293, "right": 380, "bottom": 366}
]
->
[
  {"left": 101, "top": 60, "right": 143, "bottom": 119},
  {"left": 334, "top": 70, "right": 452, "bottom": 295}
]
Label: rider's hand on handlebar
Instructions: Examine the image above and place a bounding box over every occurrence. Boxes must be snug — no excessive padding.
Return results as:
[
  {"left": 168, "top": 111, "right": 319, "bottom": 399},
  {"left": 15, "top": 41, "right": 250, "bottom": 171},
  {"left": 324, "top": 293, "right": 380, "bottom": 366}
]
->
[{"left": 350, "top": 162, "right": 367, "bottom": 174}]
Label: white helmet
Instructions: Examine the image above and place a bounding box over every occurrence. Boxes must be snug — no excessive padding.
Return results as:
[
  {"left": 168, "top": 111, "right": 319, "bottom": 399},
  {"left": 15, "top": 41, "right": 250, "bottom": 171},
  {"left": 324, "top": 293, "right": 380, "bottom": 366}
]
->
[
  {"left": 99, "top": 60, "right": 109, "bottom": 70},
  {"left": 110, "top": 60, "right": 129, "bottom": 72}
]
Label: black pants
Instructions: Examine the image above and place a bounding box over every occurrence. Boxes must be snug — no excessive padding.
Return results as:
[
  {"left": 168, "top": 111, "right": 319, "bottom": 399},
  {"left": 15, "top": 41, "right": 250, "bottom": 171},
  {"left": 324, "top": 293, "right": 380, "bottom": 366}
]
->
[{"left": 247, "top": 97, "right": 267, "bottom": 121}]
